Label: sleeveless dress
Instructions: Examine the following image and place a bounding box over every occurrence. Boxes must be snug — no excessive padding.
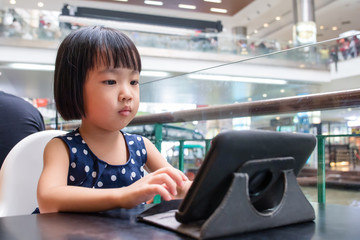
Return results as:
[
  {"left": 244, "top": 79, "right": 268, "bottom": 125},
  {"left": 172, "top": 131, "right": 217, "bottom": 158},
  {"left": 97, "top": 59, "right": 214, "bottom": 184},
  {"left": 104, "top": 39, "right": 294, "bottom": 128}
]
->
[
  {"left": 33, "top": 129, "right": 147, "bottom": 214},
  {"left": 58, "top": 128, "right": 147, "bottom": 189}
]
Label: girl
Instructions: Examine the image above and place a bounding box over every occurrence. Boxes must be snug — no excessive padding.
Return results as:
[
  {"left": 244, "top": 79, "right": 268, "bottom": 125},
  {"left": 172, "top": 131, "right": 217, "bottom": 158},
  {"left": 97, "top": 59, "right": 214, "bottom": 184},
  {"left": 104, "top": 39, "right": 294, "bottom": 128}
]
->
[{"left": 37, "top": 26, "right": 191, "bottom": 213}]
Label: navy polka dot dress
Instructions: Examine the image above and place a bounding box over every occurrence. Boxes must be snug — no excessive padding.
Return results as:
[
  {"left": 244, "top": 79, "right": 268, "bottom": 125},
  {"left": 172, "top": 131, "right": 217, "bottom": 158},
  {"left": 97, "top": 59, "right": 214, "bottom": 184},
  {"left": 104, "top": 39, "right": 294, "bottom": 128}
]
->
[{"left": 57, "top": 129, "right": 147, "bottom": 189}]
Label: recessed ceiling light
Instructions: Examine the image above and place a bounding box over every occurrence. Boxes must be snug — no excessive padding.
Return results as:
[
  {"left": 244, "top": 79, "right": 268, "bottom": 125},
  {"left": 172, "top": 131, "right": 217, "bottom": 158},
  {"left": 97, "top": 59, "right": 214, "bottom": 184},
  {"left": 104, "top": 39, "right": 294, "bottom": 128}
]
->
[
  {"left": 114, "top": 0, "right": 128, "bottom": 2},
  {"left": 9, "top": 0, "right": 16, "bottom": 4},
  {"left": 275, "top": 16, "right": 281, "bottom": 21},
  {"left": 141, "top": 71, "right": 169, "bottom": 77},
  {"left": 210, "top": 8, "right": 227, "bottom": 13},
  {"left": 37, "top": 2, "right": 44, "bottom": 7},
  {"left": 188, "top": 74, "right": 287, "bottom": 85},
  {"left": 144, "top": 0, "right": 163, "bottom": 6},
  {"left": 262, "top": 93, "right": 267, "bottom": 98},
  {"left": 254, "top": 29, "right": 258, "bottom": 33},
  {"left": 8, "top": 63, "right": 55, "bottom": 71},
  {"left": 332, "top": 26, "right": 338, "bottom": 31},
  {"left": 178, "top": 4, "right": 196, "bottom": 10},
  {"left": 319, "top": 25, "right": 324, "bottom": 30},
  {"left": 280, "top": 89, "right": 285, "bottom": 93},
  {"left": 263, "top": 23, "right": 269, "bottom": 28},
  {"left": 204, "top": 0, "right": 222, "bottom": 3}
]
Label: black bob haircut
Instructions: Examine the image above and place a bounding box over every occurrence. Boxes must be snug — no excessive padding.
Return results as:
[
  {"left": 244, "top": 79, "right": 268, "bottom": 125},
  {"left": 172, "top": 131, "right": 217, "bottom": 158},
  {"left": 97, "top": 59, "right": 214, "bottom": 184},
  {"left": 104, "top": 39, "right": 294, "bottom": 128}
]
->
[{"left": 54, "top": 26, "right": 141, "bottom": 120}]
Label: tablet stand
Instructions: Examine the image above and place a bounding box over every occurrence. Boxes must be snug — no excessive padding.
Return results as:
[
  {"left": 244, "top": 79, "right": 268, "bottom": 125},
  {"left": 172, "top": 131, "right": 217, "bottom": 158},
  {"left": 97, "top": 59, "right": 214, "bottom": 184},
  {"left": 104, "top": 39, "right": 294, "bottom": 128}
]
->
[
  {"left": 138, "top": 157, "right": 315, "bottom": 239},
  {"left": 199, "top": 159, "right": 315, "bottom": 239}
]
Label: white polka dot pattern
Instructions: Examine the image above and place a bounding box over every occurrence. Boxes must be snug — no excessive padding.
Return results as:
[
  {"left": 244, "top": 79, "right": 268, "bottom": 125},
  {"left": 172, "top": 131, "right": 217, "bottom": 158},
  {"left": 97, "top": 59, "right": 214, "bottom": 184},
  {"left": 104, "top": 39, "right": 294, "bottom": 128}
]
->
[
  {"left": 111, "top": 175, "right": 117, "bottom": 181},
  {"left": 62, "top": 129, "right": 146, "bottom": 188}
]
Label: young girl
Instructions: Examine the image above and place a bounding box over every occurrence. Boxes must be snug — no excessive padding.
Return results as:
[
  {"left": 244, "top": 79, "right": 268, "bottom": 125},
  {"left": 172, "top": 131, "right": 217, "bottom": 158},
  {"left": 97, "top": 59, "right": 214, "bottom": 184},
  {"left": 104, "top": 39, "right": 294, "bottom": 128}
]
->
[{"left": 37, "top": 26, "right": 191, "bottom": 213}]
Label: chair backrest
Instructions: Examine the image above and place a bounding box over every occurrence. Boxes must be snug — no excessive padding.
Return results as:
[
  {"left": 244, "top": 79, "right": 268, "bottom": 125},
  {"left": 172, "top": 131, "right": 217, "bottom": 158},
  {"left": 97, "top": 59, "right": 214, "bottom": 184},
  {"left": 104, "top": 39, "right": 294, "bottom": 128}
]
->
[{"left": 0, "top": 130, "right": 67, "bottom": 217}]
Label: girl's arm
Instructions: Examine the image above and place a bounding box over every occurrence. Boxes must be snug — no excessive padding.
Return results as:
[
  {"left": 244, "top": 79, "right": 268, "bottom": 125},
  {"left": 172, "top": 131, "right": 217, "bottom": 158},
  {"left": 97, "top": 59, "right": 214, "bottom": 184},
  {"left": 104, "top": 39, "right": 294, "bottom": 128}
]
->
[
  {"left": 37, "top": 138, "right": 188, "bottom": 213},
  {"left": 143, "top": 137, "right": 192, "bottom": 199}
]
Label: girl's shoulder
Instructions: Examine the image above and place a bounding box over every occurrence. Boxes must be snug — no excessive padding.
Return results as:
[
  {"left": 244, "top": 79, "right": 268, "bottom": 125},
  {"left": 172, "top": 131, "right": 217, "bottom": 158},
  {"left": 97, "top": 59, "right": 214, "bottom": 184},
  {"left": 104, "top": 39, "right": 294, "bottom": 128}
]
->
[
  {"left": 121, "top": 131, "right": 146, "bottom": 143},
  {"left": 55, "top": 128, "right": 84, "bottom": 145}
]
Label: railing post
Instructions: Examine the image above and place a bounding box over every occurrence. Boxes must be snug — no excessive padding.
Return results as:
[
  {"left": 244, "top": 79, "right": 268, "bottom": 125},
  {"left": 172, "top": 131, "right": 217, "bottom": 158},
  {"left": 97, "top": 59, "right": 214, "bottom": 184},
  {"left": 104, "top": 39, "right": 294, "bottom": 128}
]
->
[
  {"left": 317, "top": 135, "right": 326, "bottom": 203},
  {"left": 154, "top": 123, "right": 163, "bottom": 152},
  {"left": 205, "top": 139, "right": 211, "bottom": 154},
  {"left": 179, "top": 140, "right": 185, "bottom": 172},
  {"left": 153, "top": 124, "right": 163, "bottom": 204}
]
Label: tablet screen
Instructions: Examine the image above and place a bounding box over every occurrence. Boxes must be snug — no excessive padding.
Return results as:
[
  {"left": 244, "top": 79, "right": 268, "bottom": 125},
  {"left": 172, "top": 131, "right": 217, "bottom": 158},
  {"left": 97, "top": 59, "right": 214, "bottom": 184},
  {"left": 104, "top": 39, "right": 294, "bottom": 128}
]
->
[{"left": 175, "top": 130, "right": 316, "bottom": 224}]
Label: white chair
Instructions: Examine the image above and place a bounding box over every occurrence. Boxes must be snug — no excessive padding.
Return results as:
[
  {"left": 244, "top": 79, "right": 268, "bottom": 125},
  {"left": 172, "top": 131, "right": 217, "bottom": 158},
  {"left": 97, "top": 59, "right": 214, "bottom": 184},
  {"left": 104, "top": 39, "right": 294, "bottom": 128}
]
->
[{"left": 0, "top": 130, "right": 67, "bottom": 217}]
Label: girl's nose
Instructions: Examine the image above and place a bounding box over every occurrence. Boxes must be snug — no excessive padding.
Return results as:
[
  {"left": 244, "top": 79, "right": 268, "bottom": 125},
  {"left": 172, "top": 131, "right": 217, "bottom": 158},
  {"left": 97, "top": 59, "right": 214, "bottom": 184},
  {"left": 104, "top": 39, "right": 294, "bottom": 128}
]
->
[{"left": 118, "top": 86, "right": 132, "bottom": 102}]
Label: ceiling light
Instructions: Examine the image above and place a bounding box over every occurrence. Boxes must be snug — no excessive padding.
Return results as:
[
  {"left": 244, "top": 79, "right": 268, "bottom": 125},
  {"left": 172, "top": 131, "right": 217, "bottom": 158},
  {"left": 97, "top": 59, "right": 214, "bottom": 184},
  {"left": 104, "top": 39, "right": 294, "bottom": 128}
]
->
[
  {"left": 319, "top": 25, "right": 324, "bottom": 30},
  {"left": 114, "top": 0, "right": 128, "bottom": 2},
  {"left": 210, "top": 8, "right": 227, "bottom": 13},
  {"left": 204, "top": 0, "right": 222, "bottom": 3},
  {"left": 178, "top": 4, "right": 196, "bottom": 10},
  {"left": 263, "top": 23, "right": 269, "bottom": 28},
  {"left": 262, "top": 93, "right": 267, "bottom": 98},
  {"left": 188, "top": 74, "right": 287, "bottom": 85},
  {"left": 9, "top": 0, "right": 16, "bottom": 4},
  {"left": 144, "top": 0, "right": 163, "bottom": 6},
  {"left": 275, "top": 16, "right": 281, "bottom": 21},
  {"left": 247, "top": 98, "right": 252, "bottom": 102},
  {"left": 332, "top": 26, "right": 338, "bottom": 31},
  {"left": 280, "top": 89, "right": 285, "bottom": 93},
  {"left": 8, "top": 63, "right": 55, "bottom": 71},
  {"left": 254, "top": 29, "right": 258, "bottom": 33},
  {"left": 140, "top": 71, "right": 169, "bottom": 77},
  {"left": 37, "top": 2, "right": 44, "bottom": 7}
]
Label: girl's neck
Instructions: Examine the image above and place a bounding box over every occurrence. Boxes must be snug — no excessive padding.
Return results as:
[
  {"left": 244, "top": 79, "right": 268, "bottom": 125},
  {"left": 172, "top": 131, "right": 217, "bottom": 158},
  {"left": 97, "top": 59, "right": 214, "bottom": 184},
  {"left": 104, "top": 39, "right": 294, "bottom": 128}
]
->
[{"left": 78, "top": 122, "right": 120, "bottom": 142}]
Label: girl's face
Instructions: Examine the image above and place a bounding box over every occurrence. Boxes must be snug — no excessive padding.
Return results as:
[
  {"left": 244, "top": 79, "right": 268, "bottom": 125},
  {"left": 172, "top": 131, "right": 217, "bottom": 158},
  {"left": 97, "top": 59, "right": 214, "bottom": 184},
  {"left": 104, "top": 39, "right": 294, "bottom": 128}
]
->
[{"left": 82, "top": 64, "right": 140, "bottom": 131}]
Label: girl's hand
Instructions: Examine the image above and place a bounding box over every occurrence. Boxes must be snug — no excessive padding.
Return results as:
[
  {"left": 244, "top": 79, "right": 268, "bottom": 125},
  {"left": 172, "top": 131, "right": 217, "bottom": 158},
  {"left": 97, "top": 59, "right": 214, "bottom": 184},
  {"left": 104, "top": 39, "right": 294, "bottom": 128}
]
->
[{"left": 121, "top": 167, "right": 189, "bottom": 208}]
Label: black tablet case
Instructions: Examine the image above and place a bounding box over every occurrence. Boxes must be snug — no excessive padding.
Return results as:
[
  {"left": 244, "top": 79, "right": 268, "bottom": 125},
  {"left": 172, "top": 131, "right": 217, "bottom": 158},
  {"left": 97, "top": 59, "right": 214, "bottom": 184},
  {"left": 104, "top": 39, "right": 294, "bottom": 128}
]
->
[{"left": 138, "top": 130, "right": 316, "bottom": 239}]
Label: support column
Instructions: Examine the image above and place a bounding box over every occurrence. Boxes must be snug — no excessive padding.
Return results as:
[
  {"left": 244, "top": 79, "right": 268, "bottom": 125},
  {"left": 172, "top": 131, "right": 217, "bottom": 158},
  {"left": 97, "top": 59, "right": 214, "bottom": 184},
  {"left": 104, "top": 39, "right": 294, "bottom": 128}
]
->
[
  {"left": 292, "top": 0, "right": 316, "bottom": 46},
  {"left": 232, "top": 26, "right": 247, "bottom": 54}
]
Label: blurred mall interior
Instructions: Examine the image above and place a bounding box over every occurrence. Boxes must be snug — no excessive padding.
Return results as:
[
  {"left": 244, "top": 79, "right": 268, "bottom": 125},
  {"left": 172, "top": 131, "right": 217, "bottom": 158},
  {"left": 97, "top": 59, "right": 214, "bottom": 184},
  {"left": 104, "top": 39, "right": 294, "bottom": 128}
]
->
[{"left": 1, "top": 0, "right": 360, "bottom": 205}]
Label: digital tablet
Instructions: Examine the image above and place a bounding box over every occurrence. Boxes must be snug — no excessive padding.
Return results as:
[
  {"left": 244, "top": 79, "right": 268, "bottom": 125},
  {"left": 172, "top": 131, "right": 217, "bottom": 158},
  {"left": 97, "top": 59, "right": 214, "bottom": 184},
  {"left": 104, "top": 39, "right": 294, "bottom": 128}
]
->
[{"left": 175, "top": 130, "right": 316, "bottom": 224}]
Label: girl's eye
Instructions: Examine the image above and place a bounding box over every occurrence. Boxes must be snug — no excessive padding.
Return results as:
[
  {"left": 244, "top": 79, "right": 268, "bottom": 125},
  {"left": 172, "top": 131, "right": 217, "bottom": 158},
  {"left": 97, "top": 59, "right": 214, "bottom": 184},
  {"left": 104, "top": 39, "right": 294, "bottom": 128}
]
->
[
  {"left": 103, "top": 80, "right": 116, "bottom": 85},
  {"left": 130, "top": 80, "right": 139, "bottom": 86}
]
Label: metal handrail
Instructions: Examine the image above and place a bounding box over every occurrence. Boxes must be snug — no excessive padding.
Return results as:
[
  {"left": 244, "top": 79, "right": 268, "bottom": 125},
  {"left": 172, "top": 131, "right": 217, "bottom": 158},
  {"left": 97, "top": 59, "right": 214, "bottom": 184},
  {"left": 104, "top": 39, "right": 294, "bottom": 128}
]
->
[
  {"left": 129, "top": 89, "right": 360, "bottom": 204},
  {"left": 129, "top": 88, "right": 360, "bottom": 125}
]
